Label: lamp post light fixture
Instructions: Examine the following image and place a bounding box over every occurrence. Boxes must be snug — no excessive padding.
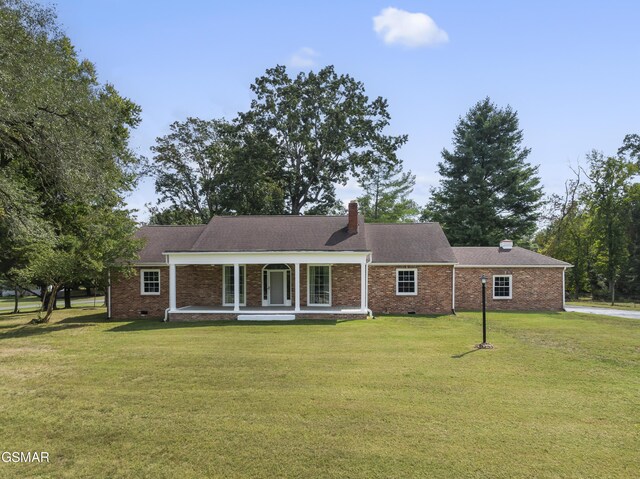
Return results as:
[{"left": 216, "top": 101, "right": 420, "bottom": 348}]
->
[{"left": 476, "top": 274, "right": 494, "bottom": 349}]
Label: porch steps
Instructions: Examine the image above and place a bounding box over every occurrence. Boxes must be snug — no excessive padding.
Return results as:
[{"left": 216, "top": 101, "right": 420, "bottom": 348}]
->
[{"left": 237, "top": 314, "right": 296, "bottom": 321}]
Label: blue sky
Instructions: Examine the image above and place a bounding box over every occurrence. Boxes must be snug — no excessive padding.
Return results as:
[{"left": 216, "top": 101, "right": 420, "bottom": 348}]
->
[{"left": 51, "top": 1, "right": 640, "bottom": 220}]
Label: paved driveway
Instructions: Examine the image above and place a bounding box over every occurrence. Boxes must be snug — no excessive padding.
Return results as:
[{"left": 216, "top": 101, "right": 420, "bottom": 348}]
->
[{"left": 565, "top": 305, "right": 640, "bottom": 319}]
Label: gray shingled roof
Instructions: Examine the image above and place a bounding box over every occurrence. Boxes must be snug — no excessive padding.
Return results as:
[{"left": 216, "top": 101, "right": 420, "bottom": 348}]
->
[
  {"left": 188, "top": 215, "right": 368, "bottom": 252},
  {"left": 135, "top": 225, "right": 205, "bottom": 263},
  {"left": 135, "top": 217, "right": 455, "bottom": 263},
  {"left": 366, "top": 223, "right": 456, "bottom": 263},
  {"left": 134, "top": 218, "right": 569, "bottom": 267},
  {"left": 453, "top": 246, "right": 571, "bottom": 267}
]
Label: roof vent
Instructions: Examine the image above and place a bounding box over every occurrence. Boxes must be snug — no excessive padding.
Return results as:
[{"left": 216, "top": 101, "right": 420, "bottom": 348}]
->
[{"left": 499, "top": 239, "right": 513, "bottom": 251}]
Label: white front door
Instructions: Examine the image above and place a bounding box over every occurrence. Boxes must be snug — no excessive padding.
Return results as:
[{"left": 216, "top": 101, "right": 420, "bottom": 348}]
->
[{"left": 268, "top": 271, "right": 285, "bottom": 305}]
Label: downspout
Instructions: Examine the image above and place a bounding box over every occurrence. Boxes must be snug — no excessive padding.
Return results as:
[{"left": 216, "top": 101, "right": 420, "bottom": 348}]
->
[
  {"left": 562, "top": 266, "right": 566, "bottom": 311},
  {"left": 107, "top": 270, "right": 112, "bottom": 319},
  {"left": 451, "top": 264, "right": 456, "bottom": 315},
  {"left": 164, "top": 254, "right": 171, "bottom": 322},
  {"left": 365, "top": 254, "right": 373, "bottom": 318}
]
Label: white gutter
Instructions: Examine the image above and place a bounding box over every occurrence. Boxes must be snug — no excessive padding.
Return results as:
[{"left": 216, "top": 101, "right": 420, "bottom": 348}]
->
[
  {"left": 369, "top": 262, "right": 458, "bottom": 266},
  {"left": 455, "top": 264, "right": 572, "bottom": 268}
]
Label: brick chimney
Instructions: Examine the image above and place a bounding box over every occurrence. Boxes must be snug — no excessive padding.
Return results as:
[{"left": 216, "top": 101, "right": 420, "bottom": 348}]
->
[{"left": 347, "top": 200, "right": 358, "bottom": 234}]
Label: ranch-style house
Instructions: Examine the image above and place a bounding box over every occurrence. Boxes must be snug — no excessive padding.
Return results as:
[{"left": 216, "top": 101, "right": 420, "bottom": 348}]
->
[{"left": 109, "top": 202, "right": 570, "bottom": 321}]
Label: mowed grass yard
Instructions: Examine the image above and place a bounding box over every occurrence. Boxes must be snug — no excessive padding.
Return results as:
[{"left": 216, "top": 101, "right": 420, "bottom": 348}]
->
[{"left": 0, "top": 308, "right": 638, "bottom": 478}]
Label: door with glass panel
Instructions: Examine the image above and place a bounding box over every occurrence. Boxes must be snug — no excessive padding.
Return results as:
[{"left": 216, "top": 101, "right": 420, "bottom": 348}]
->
[{"left": 262, "top": 264, "right": 291, "bottom": 306}]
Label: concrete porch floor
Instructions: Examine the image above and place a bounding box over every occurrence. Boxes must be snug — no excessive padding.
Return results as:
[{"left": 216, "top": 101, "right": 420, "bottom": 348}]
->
[{"left": 173, "top": 305, "right": 367, "bottom": 315}]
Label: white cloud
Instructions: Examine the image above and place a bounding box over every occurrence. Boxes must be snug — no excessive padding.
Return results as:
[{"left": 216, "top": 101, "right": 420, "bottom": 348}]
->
[
  {"left": 289, "top": 47, "right": 319, "bottom": 68},
  {"left": 373, "top": 7, "right": 448, "bottom": 48}
]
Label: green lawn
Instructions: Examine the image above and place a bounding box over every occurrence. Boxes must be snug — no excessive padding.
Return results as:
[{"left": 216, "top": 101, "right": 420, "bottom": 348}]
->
[
  {"left": 567, "top": 299, "right": 640, "bottom": 310},
  {"left": 0, "top": 308, "right": 638, "bottom": 478}
]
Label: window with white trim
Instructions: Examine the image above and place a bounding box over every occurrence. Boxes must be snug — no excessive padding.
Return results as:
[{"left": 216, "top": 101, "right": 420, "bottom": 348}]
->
[
  {"left": 140, "top": 269, "right": 160, "bottom": 295},
  {"left": 308, "top": 265, "right": 331, "bottom": 306},
  {"left": 223, "top": 265, "right": 246, "bottom": 306},
  {"left": 396, "top": 269, "right": 417, "bottom": 295},
  {"left": 493, "top": 275, "right": 512, "bottom": 299}
]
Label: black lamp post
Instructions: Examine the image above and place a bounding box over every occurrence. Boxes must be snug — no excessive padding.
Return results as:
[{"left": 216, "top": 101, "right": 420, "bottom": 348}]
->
[{"left": 476, "top": 274, "right": 493, "bottom": 349}]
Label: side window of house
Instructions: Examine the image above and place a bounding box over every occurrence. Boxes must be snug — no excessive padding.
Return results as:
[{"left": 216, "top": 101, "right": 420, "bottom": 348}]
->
[
  {"left": 141, "top": 269, "right": 160, "bottom": 295},
  {"left": 493, "top": 275, "right": 512, "bottom": 299},
  {"left": 396, "top": 269, "right": 417, "bottom": 295}
]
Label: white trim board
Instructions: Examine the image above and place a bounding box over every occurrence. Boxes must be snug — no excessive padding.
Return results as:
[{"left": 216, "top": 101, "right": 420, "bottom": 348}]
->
[
  {"left": 369, "top": 262, "right": 456, "bottom": 266},
  {"left": 455, "top": 264, "right": 570, "bottom": 269},
  {"left": 165, "top": 251, "right": 369, "bottom": 265}
]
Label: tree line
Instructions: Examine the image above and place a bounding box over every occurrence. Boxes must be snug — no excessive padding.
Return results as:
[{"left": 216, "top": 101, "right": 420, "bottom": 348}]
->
[
  {"left": 0, "top": 0, "right": 142, "bottom": 322},
  {"left": 536, "top": 139, "right": 639, "bottom": 303},
  {"left": 1, "top": 0, "right": 637, "bottom": 323}
]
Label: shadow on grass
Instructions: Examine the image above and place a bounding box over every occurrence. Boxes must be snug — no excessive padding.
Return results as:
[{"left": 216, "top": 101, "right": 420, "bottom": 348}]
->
[
  {"left": 0, "top": 309, "right": 107, "bottom": 338},
  {"left": 58, "top": 311, "right": 108, "bottom": 324},
  {"left": 451, "top": 349, "right": 479, "bottom": 359},
  {"left": 0, "top": 323, "right": 90, "bottom": 340},
  {"left": 107, "top": 318, "right": 343, "bottom": 332},
  {"left": 0, "top": 308, "right": 42, "bottom": 316}
]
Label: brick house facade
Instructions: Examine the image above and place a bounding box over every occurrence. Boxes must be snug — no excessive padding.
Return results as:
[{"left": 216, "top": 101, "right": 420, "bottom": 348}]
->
[
  {"left": 109, "top": 204, "right": 570, "bottom": 321},
  {"left": 368, "top": 265, "right": 454, "bottom": 315},
  {"left": 454, "top": 267, "right": 564, "bottom": 311}
]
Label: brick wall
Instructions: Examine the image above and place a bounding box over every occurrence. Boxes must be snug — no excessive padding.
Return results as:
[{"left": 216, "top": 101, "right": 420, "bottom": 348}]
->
[
  {"left": 111, "top": 264, "right": 564, "bottom": 319},
  {"left": 368, "top": 265, "right": 454, "bottom": 315},
  {"left": 246, "top": 264, "right": 263, "bottom": 307},
  {"left": 297, "top": 264, "right": 362, "bottom": 307},
  {"left": 331, "top": 264, "right": 362, "bottom": 307},
  {"left": 110, "top": 267, "right": 169, "bottom": 319},
  {"left": 454, "top": 267, "right": 564, "bottom": 311},
  {"left": 111, "top": 263, "right": 364, "bottom": 319},
  {"left": 176, "top": 265, "right": 220, "bottom": 308}
]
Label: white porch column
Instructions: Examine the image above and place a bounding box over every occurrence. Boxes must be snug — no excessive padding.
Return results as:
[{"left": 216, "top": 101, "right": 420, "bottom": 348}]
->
[
  {"left": 169, "top": 263, "right": 176, "bottom": 311},
  {"left": 360, "top": 260, "right": 366, "bottom": 312},
  {"left": 294, "top": 263, "right": 301, "bottom": 313},
  {"left": 233, "top": 263, "right": 240, "bottom": 312}
]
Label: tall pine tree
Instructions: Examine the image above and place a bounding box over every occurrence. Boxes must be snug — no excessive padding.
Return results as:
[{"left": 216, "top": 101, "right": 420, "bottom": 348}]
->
[
  {"left": 423, "top": 98, "right": 543, "bottom": 245},
  {"left": 357, "top": 163, "right": 419, "bottom": 222}
]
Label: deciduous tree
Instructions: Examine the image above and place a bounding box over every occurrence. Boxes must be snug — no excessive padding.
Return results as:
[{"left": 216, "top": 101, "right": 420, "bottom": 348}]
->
[
  {"left": 239, "top": 65, "right": 407, "bottom": 214},
  {"left": 584, "top": 151, "right": 637, "bottom": 305},
  {"left": 0, "top": 0, "right": 143, "bottom": 322},
  {"left": 149, "top": 118, "right": 284, "bottom": 222}
]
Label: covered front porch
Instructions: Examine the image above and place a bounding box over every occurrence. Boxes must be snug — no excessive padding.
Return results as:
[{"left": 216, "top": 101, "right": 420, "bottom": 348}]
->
[{"left": 164, "top": 251, "right": 370, "bottom": 321}]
